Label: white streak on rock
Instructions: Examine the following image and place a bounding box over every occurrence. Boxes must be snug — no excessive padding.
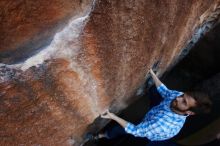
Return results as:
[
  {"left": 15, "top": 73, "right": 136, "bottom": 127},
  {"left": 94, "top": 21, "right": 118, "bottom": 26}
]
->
[{"left": 15, "top": 15, "right": 89, "bottom": 71}]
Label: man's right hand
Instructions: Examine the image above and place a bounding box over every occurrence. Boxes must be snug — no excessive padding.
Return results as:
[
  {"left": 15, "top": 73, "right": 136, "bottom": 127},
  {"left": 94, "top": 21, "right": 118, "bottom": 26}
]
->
[
  {"left": 149, "top": 68, "right": 162, "bottom": 87},
  {"left": 149, "top": 68, "right": 156, "bottom": 76}
]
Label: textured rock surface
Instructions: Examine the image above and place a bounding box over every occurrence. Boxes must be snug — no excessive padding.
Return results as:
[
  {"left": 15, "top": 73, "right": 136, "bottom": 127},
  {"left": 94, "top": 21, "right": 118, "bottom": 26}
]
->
[
  {"left": 0, "top": 0, "right": 92, "bottom": 64},
  {"left": 0, "top": 0, "right": 220, "bottom": 146}
]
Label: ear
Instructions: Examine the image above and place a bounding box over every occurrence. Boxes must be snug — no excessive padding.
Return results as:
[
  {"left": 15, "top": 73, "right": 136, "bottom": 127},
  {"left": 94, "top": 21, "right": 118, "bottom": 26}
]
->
[{"left": 186, "top": 111, "right": 195, "bottom": 116}]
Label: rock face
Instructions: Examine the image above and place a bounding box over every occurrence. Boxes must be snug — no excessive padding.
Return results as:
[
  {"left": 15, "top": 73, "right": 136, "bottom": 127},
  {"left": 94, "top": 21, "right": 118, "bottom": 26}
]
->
[
  {"left": 0, "top": 0, "right": 92, "bottom": 64},
  {"left": 0, "top": 0, "right": 220, "bottom": 145}
]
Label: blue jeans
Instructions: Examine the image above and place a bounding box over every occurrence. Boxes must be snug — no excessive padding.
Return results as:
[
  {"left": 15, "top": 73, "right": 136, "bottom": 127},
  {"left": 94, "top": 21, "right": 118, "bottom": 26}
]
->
[
  {"left": 105, "top": 124, "right": 127, "bottom": 139},
  {"left": 105, "top": 125, "right": 177, "bottom": 146}
]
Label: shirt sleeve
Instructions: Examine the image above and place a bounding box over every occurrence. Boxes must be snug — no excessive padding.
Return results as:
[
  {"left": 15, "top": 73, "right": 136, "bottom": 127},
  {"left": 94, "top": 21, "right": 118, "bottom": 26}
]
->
[
  {"left": 157, "top": 84, "right": 183, "bottom": 99},
  {"left": 124, "top": 122, "right": 152, "bottom": 138}
]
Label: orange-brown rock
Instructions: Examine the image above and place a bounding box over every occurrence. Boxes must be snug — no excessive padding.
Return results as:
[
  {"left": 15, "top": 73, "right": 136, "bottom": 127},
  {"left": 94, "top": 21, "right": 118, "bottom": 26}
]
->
[
  {"left": 0, "top": 0, "right": 220, "bottom": 146},
  {"left": 0, "top": 0, "right": 92, "bottom": 64}
]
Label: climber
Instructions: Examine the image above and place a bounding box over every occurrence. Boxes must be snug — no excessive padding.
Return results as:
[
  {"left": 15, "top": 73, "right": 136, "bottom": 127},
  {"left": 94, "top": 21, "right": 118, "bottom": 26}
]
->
[{"left": 89, "top": 69, "right": 213, "bottom": 143}]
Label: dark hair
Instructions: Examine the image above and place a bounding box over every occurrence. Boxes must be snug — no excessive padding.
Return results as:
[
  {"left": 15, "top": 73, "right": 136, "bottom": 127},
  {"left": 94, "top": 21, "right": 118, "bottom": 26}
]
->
[{"left": 186, "top": 91, "right": 212, "bottom": 114}]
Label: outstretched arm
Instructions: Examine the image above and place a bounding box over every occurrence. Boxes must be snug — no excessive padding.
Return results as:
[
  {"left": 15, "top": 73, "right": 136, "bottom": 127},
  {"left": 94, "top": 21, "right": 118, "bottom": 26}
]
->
[
  {"left": 149, "top": 69, "right": 184, "bottom": 99},
  {"left": 101, "top": 110, "right": 128, "bottom": 128},
  {"left": 101, "top": 110, "right": 151, "bottom": 138},
  {"left": 149, "top": 69, "right": 163, "bottom": 87}
]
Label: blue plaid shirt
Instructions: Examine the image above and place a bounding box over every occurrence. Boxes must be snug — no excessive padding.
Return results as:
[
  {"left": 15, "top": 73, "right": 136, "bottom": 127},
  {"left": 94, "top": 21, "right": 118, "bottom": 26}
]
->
[{"left": 125, "top": 84, "right": 187, "bottom": 141}]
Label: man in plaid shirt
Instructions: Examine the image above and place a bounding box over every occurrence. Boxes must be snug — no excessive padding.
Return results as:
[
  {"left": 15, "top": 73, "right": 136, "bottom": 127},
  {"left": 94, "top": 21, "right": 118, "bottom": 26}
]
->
[{"left": 97, "top": 69, "right": 212, "bottom": 142}]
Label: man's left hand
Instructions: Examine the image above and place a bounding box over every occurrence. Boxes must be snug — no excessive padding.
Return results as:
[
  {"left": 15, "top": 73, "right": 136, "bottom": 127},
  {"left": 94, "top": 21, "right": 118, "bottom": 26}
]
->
[{"left": 101, "top": 110, "right": 114, "bottom": 119}]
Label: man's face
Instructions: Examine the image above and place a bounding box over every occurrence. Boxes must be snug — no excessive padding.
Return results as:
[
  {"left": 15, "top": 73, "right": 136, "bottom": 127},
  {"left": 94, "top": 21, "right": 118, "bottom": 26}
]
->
[{"left": 171, "top": 94, "right": 197, "bottom": 115}]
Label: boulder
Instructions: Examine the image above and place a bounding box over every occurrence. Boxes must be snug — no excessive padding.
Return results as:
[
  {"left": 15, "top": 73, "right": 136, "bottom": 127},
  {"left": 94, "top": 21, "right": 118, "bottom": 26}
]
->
[{"left": 0, "top": 0, "right": 220, "bottom": 145}]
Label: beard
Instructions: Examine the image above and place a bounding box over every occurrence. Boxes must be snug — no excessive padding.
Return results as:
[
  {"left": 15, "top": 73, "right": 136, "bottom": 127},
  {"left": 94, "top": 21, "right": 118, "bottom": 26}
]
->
[
  {"left": 171, "top": 99, "right": 177, "bottom": 109},
  {"left": 171, "top": 99, "right": 187, "bottom": 113}
]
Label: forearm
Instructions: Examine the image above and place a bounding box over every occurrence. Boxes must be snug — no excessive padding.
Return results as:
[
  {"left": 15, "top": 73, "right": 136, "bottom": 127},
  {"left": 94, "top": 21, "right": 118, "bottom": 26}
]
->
[
  {"left": 150, "top": 69, "right": 162, "bottom": 87},
  {"left": 110, "top": 114, "right": 128, "bottom": 128}
]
